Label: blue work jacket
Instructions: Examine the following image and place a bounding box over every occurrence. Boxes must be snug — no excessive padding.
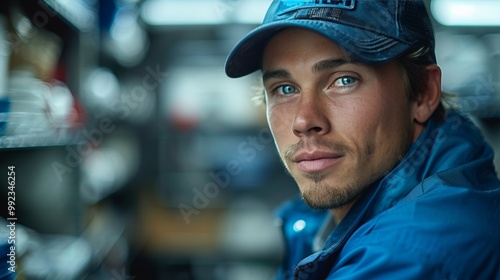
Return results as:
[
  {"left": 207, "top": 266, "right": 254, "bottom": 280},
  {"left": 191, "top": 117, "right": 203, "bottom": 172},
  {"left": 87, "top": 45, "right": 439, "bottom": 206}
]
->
[{"left": 275, "top": 110, "right": 500, "bottom": 279}]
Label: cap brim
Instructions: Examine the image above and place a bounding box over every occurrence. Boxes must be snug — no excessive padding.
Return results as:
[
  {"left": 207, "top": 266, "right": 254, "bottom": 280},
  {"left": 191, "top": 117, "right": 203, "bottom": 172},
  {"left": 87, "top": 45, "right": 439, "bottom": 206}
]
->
[{"left": 225, "top": 19, "right": 412, "bottom": 78}]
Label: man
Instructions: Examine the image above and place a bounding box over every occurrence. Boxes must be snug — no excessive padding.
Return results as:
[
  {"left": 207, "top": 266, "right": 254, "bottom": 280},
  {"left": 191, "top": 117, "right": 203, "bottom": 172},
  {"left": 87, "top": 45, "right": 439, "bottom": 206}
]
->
[{"left": 225, "top": 0, "right": 500, "bottom": 279}]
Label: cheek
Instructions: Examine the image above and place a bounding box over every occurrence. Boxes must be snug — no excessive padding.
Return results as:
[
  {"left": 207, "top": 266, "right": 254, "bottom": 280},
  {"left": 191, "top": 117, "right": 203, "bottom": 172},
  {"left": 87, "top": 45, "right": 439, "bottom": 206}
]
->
[
  {"left": 330, "top": 98, "right": 378, "bottom": 133},
  {"left": 266, "top": 106, "right": 293, "bottom": 149},
  {"left": 332, "top": 98, "right": 397, "bottom": 153},
  {"left": 267, "top": 105, "right": 288, "bottom": 131},
  {"left": 361, "top": 103, "right": 413, "bottom": 160}
]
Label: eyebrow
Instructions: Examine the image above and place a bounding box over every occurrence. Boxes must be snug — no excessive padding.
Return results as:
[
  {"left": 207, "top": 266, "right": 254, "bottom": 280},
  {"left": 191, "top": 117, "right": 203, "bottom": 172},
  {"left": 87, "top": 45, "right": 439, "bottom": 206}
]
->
[
  {"left": 262, "top": 58, "right": 353, "bottom": 83},
  {"left": 262, "top": 69, "right": 290, "bottom": 84},
  {"left": 312, "top": 58, "right": 352, "bottom": 74}
]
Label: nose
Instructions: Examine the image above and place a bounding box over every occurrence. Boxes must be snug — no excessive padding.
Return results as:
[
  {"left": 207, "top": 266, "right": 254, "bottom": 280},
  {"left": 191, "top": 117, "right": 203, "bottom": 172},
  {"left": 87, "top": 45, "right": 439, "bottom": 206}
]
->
[{"left": 292, "top": 93, "right": 331, "bottom": 138}]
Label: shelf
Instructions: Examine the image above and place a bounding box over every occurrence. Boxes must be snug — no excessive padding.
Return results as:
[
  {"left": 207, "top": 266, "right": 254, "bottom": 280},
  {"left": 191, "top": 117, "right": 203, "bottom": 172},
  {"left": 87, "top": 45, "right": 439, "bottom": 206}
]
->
[{"left": 0, "top": 129, "right": 81, "bottom": 150}]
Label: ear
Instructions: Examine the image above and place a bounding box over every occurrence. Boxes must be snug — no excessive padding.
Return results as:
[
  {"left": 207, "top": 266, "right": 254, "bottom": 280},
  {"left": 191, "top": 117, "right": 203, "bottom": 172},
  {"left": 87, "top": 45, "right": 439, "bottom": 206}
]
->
[{"left": 413, "top": 65, "right": 442, "bottom": 124}]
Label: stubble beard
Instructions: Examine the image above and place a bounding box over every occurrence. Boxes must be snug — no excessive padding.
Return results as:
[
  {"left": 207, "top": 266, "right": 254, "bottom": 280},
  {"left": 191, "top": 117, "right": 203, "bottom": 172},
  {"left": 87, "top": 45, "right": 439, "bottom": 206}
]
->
[
  {"left": 300, "top": 172, "right": 366, "bottom": 210},
  {"left": 283, "top": 139, "right": 366, "bottom": 210}
]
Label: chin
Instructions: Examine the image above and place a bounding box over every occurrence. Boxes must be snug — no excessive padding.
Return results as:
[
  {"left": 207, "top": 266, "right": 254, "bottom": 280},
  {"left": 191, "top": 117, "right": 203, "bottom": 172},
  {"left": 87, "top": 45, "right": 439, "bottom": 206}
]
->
[{"left": 300, "top": 180, "right": 364, "bottom": 210}]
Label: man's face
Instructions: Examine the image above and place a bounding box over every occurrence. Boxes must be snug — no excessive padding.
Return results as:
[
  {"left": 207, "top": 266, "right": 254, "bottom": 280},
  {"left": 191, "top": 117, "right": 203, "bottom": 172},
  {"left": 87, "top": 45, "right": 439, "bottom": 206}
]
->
[{"left": 262, "top": 28, "right": 417, "bottom": 210}]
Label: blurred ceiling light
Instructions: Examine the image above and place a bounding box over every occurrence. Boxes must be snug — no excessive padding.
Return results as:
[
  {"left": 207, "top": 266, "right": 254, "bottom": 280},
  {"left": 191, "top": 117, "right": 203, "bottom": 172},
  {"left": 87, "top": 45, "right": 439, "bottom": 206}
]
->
[
  {"left": 108, "top": 6, "right": 148, "bottom": 66},
  {"left": 431, "top": 0, "right": 500, "bottom": 26},
  {"left": 141, "top": 0, "right": 268, "bottom": 25},
  {"left": 87, "top": 68, "right": 120, "bottom": 104}
]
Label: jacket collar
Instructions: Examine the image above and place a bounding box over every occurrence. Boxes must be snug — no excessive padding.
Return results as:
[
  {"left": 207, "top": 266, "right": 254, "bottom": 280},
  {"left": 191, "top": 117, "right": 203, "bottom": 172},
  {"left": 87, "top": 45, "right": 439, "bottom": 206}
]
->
[{"left": 296, "top": 110, "right": 490, "bottom": 271}]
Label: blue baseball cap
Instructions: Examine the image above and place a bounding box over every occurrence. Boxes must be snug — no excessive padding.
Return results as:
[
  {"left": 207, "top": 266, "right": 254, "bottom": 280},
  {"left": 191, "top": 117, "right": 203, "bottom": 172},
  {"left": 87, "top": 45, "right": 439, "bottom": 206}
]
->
[{"left": 225, "top": 0, "right": 436, "bottom": 78}]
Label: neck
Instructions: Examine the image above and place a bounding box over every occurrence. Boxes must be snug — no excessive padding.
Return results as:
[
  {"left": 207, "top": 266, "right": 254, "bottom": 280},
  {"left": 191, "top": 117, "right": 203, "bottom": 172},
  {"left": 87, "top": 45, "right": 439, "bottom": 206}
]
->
[{"left": 330, "top": 199, "right": 358, "bottom": 224}]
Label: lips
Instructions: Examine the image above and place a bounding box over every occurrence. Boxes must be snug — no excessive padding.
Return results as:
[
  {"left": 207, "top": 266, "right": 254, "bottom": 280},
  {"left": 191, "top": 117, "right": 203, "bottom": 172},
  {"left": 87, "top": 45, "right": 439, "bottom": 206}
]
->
[{"left": 293, "top": 151, "right": 344, "bottom": 173}]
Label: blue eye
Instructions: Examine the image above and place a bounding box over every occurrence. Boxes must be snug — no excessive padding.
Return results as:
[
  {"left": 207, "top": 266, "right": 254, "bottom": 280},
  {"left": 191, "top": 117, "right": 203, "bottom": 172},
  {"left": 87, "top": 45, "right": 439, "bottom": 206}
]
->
[
  {"left": 276, "top": 85, "right": 297, "bottom": 95},
  {"left": 335, "top": 76, "right": 357, "bottom": 86}
]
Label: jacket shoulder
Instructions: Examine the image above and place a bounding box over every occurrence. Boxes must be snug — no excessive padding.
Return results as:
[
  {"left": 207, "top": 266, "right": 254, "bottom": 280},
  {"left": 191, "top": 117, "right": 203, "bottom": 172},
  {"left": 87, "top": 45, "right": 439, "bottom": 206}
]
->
[{"left": 338, "top": 177, "right": 500, "bottom": 279}]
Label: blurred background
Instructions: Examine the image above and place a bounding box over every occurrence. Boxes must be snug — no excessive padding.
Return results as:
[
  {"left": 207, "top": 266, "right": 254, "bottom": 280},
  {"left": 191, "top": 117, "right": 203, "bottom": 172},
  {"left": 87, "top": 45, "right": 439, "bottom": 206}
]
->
[{"left": 0, "top": 0, "right": 498, "bottom": 279}]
